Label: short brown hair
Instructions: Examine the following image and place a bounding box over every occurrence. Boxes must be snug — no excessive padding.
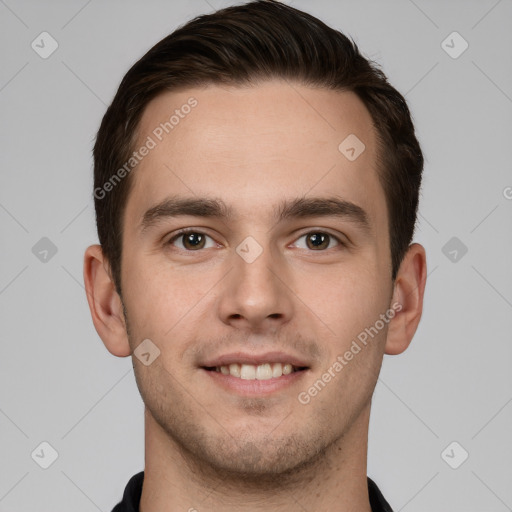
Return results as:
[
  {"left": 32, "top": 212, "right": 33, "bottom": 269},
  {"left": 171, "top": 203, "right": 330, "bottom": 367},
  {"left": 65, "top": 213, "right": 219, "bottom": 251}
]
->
[{"left": 93, "top": 0, "right": 423, "bottom": 295}]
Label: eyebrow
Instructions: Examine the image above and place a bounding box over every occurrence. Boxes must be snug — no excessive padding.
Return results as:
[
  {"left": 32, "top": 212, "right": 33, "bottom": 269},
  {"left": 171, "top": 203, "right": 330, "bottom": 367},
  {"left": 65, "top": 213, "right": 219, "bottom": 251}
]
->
[{"left": 139, "top": 195, "right": 372, "bottom": 235}]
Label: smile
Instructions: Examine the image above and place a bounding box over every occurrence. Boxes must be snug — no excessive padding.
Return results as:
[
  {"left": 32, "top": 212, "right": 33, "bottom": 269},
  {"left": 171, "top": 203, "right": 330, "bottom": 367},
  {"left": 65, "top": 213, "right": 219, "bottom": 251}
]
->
[{"left": 211, "top": 362, "right": 303, "bottom": 380}]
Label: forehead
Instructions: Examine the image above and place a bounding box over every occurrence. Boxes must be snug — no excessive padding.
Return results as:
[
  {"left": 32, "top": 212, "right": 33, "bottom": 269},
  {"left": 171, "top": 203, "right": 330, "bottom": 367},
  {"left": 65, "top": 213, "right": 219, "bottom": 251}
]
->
[{"left": 127, "top": 80, "right": 386, "bottom": 234}]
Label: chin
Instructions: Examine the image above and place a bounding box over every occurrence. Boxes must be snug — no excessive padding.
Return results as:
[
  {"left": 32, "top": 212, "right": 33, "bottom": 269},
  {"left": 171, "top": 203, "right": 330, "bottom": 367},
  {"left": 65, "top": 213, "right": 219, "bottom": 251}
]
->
[{"left": 182, "top": 429, "right": 329, "bottom": 483}]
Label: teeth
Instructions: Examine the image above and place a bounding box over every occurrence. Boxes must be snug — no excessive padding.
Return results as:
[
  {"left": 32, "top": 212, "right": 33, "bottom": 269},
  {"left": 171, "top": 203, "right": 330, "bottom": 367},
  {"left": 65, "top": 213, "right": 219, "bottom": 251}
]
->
[
  {"left": 256, "top": 363, "right": 272, "bottom": 380},
  {"left": 272, "top": 362, "right": 283, "bottom": 378},
  {"left": 216, "top": 362, "right": 299, "bottom": 380},
  {"left": 240, "top": 364, "right": 256, "bottom": 380},
  {"left": 282, "top": 363, "right": 293, "bottom": 375},
  {"left": 229, "top": 363, "right": 241, "bottom": 377}
]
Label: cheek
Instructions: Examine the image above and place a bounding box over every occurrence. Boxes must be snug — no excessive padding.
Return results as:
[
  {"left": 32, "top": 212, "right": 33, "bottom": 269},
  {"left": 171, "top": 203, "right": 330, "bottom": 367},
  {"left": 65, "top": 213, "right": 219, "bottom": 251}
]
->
[
  {"left": 121, "top": 254, "right": 221, "bottom": 351},
  {"left": 304, "top": 268, "right": 389, "bottom": 418},
  {"left": 297, "top": 256, "right": 388, "bottom": 341}
]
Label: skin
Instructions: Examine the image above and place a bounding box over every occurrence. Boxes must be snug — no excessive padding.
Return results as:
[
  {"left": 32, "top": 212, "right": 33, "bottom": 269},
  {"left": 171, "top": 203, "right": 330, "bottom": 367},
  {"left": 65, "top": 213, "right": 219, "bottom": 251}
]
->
[{"left": 84, "top": 80, "right": 427, "bottom": 512}]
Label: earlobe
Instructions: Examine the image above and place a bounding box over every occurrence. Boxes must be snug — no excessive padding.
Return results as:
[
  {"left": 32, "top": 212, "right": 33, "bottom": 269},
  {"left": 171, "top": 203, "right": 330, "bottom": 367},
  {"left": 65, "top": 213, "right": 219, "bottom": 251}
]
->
[
  {"left": 83, "top": 244, "right": 132, "bottom": 357},
  {"left": 384, "top": 243, "right": 427, "bottom": 355}
]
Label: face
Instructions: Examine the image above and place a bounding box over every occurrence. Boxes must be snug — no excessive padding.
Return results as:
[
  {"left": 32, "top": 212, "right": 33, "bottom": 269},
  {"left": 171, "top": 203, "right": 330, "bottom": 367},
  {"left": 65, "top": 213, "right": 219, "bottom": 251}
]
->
[{"left": 119, "top": 80, "right": 394, "bottom": 476}]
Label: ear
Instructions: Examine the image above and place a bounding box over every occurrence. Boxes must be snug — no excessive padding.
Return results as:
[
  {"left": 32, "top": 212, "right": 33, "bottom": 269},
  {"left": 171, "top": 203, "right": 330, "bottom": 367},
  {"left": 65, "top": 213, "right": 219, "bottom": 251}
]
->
[
  {"left": 83, "top": 244, "right": 131, "bottom": 357},
  {"left": 385, "top": 243, "right": 427, "bottom": 355}
]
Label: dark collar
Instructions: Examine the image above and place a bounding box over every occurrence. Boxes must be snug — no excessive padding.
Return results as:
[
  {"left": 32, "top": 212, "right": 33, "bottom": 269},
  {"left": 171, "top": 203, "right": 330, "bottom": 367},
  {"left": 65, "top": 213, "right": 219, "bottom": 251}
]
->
[{"left": 112, "top": 471, "right": 394, "bottom": 511}]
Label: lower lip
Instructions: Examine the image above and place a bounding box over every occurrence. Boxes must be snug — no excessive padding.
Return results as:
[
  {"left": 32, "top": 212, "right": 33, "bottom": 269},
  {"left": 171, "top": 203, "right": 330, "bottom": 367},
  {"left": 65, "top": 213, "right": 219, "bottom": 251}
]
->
[{"left": 202, "top": 368, "right": 308, "bottom": 396}]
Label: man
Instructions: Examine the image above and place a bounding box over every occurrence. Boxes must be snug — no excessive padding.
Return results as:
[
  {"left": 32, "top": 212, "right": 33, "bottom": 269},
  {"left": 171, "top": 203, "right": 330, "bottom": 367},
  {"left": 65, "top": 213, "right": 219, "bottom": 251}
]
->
[{"left": 84, "top": 1, "right": 427, "bottom": 510}]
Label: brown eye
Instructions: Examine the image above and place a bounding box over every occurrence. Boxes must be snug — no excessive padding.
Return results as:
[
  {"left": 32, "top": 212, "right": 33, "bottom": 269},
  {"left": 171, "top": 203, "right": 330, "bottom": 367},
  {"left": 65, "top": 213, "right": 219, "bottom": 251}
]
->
[
  {"left": 294, "top": 231, "right": 342, "bottom": 251},
  {"left": 167, "top": 230, "right": 215, "bottom": 251},
  {"left": 182, "top": 232, "right": 205, "bottom": 250},
  {"left": 307, "top": 232, "right": 329, "bottom": 250}
]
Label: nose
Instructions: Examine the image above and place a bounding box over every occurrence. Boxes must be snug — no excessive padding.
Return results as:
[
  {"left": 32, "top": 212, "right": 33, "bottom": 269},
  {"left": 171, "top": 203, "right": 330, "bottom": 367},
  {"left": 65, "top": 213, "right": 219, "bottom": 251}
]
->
[{"left": 216, "top": 240, "right": 295, "bottom": 333}]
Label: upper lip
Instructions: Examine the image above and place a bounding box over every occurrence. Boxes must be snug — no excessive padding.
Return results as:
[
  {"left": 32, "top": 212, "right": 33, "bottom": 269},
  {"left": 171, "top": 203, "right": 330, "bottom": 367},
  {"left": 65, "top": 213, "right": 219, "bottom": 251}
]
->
[{"left": 201, "top": 351, "right": 310, "bottom": 368}]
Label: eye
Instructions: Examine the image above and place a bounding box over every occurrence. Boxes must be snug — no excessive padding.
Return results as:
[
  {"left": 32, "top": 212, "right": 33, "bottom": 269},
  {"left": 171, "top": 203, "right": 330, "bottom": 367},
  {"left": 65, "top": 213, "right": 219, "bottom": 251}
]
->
[
  {"left": 165, "top": 229, "right": 344, "bottom": 252},
  {"left": 167, "top": 229, "right": 217, "bottom": 251},
  {"left": 292, "top": 231, "right": 343, "bottom": 251}
]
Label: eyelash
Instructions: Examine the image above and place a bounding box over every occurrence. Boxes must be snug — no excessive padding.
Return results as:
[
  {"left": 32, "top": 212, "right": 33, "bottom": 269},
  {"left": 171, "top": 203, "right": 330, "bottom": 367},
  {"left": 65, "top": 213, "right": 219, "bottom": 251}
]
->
[{"left": 165, "top": 228, "right": 345, "bottom": 252}]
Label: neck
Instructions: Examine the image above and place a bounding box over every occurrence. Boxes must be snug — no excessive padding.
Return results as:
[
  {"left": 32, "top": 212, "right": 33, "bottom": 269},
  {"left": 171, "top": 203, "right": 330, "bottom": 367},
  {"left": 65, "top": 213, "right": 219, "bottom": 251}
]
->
[{"left": 139, "top": 406, "right": 373, "bottom": 512}]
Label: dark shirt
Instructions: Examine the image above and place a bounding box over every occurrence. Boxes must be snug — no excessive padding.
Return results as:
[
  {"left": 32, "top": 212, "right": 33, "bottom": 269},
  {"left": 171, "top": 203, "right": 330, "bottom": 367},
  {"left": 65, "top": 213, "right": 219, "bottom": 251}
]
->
[{"left": 111, "top": 471, "right": 394, "bottom": 511}]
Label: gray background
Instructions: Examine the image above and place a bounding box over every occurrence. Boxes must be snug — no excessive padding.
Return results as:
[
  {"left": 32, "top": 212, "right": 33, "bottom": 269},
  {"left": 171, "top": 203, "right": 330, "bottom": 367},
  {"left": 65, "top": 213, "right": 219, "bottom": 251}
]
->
[{"left": 1, "top": 0, "right": 511, "bottom": 510}]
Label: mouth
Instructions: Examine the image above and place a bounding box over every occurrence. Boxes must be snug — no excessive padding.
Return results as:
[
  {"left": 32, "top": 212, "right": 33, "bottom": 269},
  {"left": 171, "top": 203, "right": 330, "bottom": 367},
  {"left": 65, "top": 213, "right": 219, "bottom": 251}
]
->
[
  {"left": 200, "top": 352, "right": 310, "bottom": 396},
  {"left": 203, "top": 362, "right": 307, "bottom": 380}
]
